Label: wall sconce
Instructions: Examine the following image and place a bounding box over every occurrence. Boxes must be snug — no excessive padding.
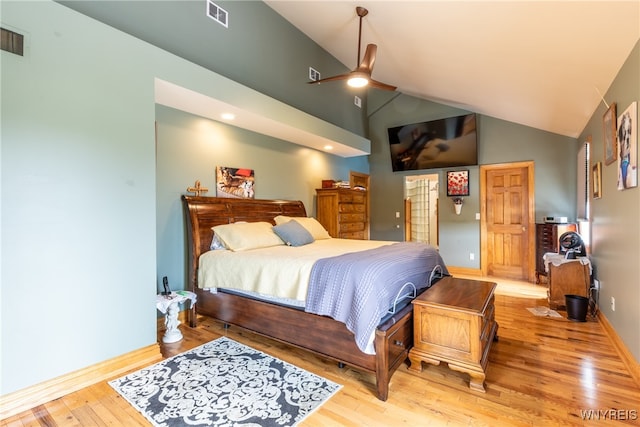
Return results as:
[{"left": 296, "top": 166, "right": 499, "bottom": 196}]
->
[{"left": 452, "top": 197, "right": 463, "bottom": 215}]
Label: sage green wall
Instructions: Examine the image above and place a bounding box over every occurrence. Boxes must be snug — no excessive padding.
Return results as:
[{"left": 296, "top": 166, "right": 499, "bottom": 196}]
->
[
  {"left": 578, "top": 40, "right": 640, "bottom": 363},
  {"left": 367, "top": 94, "right": 578, "bottom": 268},
  {"left": 156, "top": 105, "right": 367, "bottom": 292},
  {"left": 1, "top": 0, "right": 368, "bottom": 396},
  {"left": 2, "top": 1, "right": 158, "bottom": 394},
  {"left": 58, "top": 0, "right": 367, "bottom": 137}
]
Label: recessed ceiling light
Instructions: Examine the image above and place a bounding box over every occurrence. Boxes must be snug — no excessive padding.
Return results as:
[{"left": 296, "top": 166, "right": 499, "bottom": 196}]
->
[
  {"left": 221, "top": 113, "right": 235, "bottom": 120},
  {"left": 324, "top": 145, "right": 333, "bottom": 151}
]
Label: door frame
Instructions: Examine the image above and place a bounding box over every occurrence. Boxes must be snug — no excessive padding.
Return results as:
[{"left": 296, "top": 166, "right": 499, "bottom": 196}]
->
[{"left": 480, "top": 161, "right": 536, "bottom": 282}]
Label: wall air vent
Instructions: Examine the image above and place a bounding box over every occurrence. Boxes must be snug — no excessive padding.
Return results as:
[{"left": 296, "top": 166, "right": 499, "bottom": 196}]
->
[
  {"left": 1, "top": 27, "right": 24, "bottom": 56},
  {"left": 206, "top": 0, "right": 228, "bottom": 28},
  {"left": 309, "top": 67, "right": 321, "bottom": 82}
]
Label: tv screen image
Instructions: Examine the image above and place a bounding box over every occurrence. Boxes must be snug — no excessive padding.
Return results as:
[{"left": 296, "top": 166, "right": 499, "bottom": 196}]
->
[{"left": 387, "top": 113, "right": 477, "bottom": 172}]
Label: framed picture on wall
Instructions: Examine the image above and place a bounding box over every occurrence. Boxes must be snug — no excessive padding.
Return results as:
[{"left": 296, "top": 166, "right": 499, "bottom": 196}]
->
[
  {"left": 446, "top": 170, "right": 469, "bottom": 196},
  {"left": 616, "top": 101, "right": 638, "bottom": 190},
  {"left": 216, "top": 166, "right": 255, "bottom": 198},
  {"left": 603, "top": 102, "right": 617, "bottom": 165},
  {"left": 592, "top": 162, "right": 602, "bottom": 199}
]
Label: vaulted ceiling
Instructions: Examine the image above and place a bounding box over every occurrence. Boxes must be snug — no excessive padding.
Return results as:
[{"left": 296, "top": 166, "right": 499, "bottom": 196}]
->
[{"left": 266, "top": 1, "right": 640, "bottom": 138}]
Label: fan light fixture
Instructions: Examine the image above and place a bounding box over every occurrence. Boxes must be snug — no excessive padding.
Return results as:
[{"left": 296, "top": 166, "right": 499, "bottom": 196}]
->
[
  {"left": 307, "top": 7, "right": 396, "bottom": 91},
  {"left": 347, "top": 74, "right": 369, "bottom": 88}
]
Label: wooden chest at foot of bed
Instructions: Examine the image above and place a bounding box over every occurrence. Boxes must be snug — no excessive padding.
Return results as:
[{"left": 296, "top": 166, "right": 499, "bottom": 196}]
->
[{"left": 408, "top": 277, "right": 498, "bottom": 392}]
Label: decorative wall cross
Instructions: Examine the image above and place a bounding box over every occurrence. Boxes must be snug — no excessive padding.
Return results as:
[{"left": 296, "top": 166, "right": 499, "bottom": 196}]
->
[{"left": 186, "top": 180, "right": 209, "bottom": 196}]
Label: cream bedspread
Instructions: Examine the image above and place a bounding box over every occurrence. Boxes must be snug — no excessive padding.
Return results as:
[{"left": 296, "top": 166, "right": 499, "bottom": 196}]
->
[{"left": 197, "top": 238, "right": 393, "bottom": 301}]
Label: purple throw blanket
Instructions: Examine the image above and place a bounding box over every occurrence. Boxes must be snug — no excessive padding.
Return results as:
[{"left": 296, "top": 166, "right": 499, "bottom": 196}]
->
[{"left": 305, "top": 242, "right": 448, "bottom": 354}]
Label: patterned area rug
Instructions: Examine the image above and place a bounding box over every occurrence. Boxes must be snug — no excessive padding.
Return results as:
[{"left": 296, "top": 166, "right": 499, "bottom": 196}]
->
[{"left": 109, "top": 337, "right": 341, "bottom": 427}]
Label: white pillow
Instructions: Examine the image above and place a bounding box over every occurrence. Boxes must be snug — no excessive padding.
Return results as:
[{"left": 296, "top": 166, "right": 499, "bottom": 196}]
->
[
  {"left": 212, "top": 222, "right": 284, "bottom": 251},
  {"left": 274, "top": 216, "right": 331, "bottom": 240}
]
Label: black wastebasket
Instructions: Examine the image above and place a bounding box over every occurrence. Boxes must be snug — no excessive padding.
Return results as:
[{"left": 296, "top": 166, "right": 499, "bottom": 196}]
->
[{"left": 565, "top": 294, "right": 589, "bottom": 322}]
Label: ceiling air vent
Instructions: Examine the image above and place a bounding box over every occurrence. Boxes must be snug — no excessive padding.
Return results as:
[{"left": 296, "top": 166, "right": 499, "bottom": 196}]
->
[
  {"left": 1, "top": 27, "right": 24, "bottom": 56},
  {"left": 206, "top": 0, "right": 228, "bottom": 28}
]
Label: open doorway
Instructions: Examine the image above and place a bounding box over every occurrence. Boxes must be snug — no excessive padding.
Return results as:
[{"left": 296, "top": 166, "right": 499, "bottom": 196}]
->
[{"left": 404, "top": 174, "right": 439, "bottom": 247}]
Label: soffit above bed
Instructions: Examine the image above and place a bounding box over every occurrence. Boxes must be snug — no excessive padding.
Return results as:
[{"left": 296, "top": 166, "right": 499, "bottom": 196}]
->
[{"left": 155, "top": 78, "right": 370, "bottom": 158}]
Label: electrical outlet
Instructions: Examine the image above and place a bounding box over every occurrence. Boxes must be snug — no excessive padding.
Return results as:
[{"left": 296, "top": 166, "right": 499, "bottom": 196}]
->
[
  {"left": 469, "top": 253, "right": 475, "bottom": 260},
  {"left": 611, "top": 296, "right": 616, "bottom": 311},
  {"left": 593, "top": 279, "right": 600, "bottom": 290}
]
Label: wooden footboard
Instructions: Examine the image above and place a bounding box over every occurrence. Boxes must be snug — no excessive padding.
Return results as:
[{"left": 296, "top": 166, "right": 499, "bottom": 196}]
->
[{"left": 374, "top": 303, "right": 415, "bottom": 400}]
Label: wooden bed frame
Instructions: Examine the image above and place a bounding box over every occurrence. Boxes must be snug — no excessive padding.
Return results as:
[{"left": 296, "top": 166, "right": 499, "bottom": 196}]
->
[{"left": 181, "top": 195, "right": 419, "bottom": 401}]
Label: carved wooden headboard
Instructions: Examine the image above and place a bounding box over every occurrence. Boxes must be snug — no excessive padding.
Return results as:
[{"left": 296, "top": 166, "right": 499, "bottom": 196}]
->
[{"left": 181, "top": 196, "right": 307, "bottom": 290}]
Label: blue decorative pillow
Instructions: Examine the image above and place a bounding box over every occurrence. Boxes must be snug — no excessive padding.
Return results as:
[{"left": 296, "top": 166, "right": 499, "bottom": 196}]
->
[{"left": 272, "top": 220, "right": 315, "bottom": 247}]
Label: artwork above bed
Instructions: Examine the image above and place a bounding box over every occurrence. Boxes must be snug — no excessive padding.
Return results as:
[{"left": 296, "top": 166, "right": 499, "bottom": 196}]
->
[{"left": 216, "top": 166, "right": 255, "bottom": 198}]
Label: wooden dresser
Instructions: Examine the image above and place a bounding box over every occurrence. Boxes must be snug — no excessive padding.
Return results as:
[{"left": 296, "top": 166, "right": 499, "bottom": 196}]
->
[
  {"left": 408, "top": 277, "right": 498, "bottom": 392},
  {"left": 316, "top": 188, "right": 368, "bottom": 239},
  {"left": 535, "top": 223, "right": 577, "bottom": 283}
]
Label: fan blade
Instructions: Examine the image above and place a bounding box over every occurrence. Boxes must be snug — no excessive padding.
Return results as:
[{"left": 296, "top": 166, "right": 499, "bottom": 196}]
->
[
  {"left": 356, "top": 44, "right": 377, "bottom": 74},
  {"left": 369, "top": 78, "right": 397, "bottom": 91},
  {"left": 307, "top": 73, "right": 352, "bottom": 85},
  {"left": 357, "top": 45, "right": 396, "bottom": 90}
]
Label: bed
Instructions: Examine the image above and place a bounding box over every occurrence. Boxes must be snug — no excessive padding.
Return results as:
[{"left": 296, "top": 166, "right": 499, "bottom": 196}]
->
[{"left": 181, "top": 195, "right": 448, "bottom": 401}]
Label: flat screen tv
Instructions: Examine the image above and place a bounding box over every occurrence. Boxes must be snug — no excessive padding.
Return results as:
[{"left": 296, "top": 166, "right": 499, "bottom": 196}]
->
[{"left": 387, "top": 113, "right": 477, "bottom": 172}]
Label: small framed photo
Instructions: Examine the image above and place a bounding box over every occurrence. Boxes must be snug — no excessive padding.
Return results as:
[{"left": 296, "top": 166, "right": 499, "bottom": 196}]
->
[
  {"left": 446, "top": 170, "right": 469, "bottom": 196},
  {"left": 592, "top": 162, "right": 602, "bottom": 199},
  {"left": 603, "top": 103, "right": 617, "bottom": 165}
]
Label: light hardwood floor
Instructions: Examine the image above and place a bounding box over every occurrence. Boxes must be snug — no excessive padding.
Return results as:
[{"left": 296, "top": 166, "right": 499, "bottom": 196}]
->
[{"left": 3, "top": 277, "right": 639, "bottom": 426}]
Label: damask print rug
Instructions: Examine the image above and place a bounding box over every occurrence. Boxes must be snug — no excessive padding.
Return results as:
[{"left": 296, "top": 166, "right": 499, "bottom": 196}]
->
[{"left": 109, "top": 337, "right": 341, "bottom": 427}]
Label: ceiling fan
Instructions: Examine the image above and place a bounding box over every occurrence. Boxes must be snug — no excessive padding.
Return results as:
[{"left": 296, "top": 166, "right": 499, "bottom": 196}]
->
[{"left": 308, "top": 6, "right": 397, "bottom": 91}]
